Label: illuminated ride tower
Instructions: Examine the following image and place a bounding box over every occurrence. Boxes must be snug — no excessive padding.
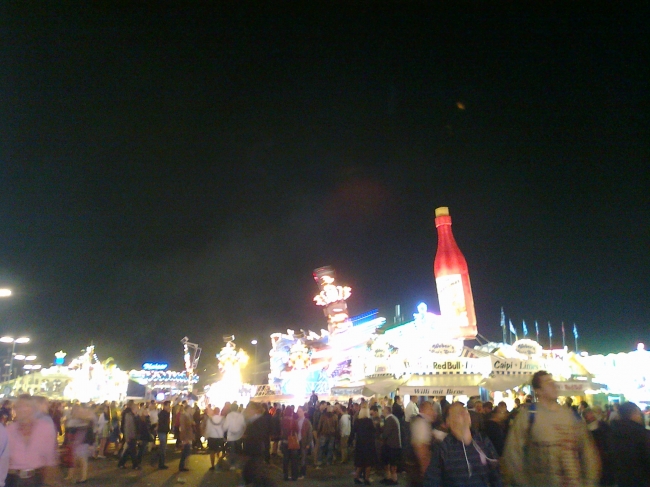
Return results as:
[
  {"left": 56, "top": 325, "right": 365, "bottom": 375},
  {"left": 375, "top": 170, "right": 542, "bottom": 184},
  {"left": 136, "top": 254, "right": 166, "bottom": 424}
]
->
[
  {"left": 433, "top": 207, "right": 478, "bottom": 339},
  {"left": 313, "top": 266, "right": 352, "bottom": 335}
]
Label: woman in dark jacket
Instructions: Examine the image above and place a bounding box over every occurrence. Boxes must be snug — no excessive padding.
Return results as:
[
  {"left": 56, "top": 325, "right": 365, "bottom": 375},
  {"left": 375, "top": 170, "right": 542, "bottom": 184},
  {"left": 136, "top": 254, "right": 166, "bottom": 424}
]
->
[
  {"left": 280, "top": 406, "right": 300, "bottom": 481},
  {"left": 351, "top": 406, "right": 377, "bottom": 485}
]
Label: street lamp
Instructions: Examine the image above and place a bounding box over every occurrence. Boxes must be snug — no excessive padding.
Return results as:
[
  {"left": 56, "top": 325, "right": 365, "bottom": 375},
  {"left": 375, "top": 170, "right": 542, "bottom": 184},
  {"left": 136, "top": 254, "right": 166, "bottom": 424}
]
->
[
  {"left": 0, "top": 336, "right": 30, "bottom": 381},
  {"left": 0, "top": 289, "right": 11, "bottom": 297}
]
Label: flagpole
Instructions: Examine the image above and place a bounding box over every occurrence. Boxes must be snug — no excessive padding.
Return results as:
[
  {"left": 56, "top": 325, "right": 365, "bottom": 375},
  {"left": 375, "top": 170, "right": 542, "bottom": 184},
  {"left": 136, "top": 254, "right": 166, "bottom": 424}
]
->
[
  {"left": 574, "top": 323, "right": 579, "bottom": 352},
  {"left": 548, "top": 322, "right": 553, "bottom": 349},
  {"left": 562, "top": 322, "right": 566, "bottom": 349},
  {"left": 501, "top": 307, "right": 506, "bottom": 344},
  {"left": 535, "top": 320, "right": 540, "bottom": 343}
]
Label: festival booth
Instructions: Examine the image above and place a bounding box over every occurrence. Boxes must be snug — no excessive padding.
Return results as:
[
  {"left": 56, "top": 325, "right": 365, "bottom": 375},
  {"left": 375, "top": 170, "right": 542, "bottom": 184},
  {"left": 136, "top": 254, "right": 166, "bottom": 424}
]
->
[
  {"left": 576, "top": 344, "right": 649, "bottom": 405},
  {"left": 0, "top": 346, "right": 129, "bottom": 402},
  {"left": 128, "top": 363, "right": 199, "bottom": 401}
]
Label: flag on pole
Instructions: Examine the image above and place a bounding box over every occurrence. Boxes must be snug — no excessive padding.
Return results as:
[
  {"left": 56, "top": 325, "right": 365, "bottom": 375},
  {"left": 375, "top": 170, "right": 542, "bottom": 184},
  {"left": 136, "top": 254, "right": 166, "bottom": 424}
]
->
[
  {"left": 562, "top": 322, "right": 566, "bottom": 348},
  {"left": 500, "top": 307, "right": 506, "bottom": 344},
  {"left": 535, "top": 320, "right": 540, "bottom": 341},
  {"left": 522, "top": 320, "right": 528, "bottom": 337},
  {"left": 573, "top": 323, "right": 578, "bottom": 338},
  {"left": 548, "top": 322, "right": 552, "bottom": 337},
  {"left": 509, "top": 319, "right": 518, "bottom": 340}
]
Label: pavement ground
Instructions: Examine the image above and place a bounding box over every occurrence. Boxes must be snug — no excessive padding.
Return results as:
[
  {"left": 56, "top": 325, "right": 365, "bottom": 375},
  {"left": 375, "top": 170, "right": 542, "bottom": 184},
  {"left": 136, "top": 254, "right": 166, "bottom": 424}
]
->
[{"left": 59, "top": 445, "right": 410, "bottom": 487}]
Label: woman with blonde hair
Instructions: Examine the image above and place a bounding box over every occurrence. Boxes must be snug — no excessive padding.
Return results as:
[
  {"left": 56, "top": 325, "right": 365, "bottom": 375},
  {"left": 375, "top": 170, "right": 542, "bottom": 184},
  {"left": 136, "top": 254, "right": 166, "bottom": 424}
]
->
[{"left": 351, "top": 406, "right": 377, "bottom": 485}]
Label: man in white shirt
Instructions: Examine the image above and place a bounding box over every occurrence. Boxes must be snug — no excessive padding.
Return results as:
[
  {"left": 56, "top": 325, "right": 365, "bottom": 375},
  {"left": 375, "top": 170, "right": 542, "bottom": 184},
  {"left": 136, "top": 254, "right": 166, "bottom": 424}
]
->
[
  {"left": 223, "top": 404, "right": 246, "bottom": 470},
  {"left": 404, "top": 395, "right": 419, "bottom": 423}
]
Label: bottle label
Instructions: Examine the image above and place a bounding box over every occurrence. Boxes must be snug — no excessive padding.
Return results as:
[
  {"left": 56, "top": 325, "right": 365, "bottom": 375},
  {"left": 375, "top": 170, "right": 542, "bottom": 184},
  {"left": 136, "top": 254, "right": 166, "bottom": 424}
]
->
[{"left": 436, "top": 274, "right": 467, "bottom": 321}]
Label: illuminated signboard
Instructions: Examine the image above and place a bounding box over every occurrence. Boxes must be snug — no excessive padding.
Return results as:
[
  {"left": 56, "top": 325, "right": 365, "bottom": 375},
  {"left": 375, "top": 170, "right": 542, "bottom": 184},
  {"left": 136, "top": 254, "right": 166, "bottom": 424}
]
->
[{"left": 142, "top": 362, "right": 169, "bottom": 371}]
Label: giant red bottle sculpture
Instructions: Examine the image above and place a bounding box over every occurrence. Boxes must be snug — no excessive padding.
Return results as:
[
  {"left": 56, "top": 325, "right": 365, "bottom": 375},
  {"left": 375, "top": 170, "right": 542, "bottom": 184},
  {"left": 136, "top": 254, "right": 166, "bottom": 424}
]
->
[{"left": 434, "top": 207, "right": 477, "bottom": 339}]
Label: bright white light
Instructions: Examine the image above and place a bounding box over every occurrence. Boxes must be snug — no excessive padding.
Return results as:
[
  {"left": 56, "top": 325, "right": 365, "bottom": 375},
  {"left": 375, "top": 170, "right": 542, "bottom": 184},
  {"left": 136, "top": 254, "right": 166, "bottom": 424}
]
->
[
  {"left": 14, "top": 355, "right": 26, "bottom": 360},
  {"left": 15, "top": 337, "right": 29, "bottom": 344},
  {"left": 251, "top": 339, "right": 258, "bottom": 345},
  {"left": 25, "top": 355, "right": 36, "bottom": 361},
  {"left": 0, "top": 337, "right": 14, "bottom": 343},
  {"left": 23, "top": 365, "right": 32, "bottom": 370},
  {"left": 32, "top": 365, "right": 41, "bottom": 370},
  {"left": 0, "top": 289, "right": 11, "bottom": 297},
  {"left": 637, "top": 343, "right": 645, "bottom": 351}
]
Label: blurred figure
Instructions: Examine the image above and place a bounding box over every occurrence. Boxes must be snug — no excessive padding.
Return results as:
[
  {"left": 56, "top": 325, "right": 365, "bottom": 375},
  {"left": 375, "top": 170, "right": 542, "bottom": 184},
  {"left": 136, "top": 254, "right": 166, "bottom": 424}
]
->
[
  {"left": 178, "top": 404, "right": 194, "bottom": 472},
  {"left": 424, "top": 402, "right": 502, "bottom": 487},
  {"left": 296, "top": 407, "right": 313, "bottom": 480},
  {"left": 64, "top": 404, "right": 93, "bottom": 483},
  {"left": 223, "top": 402, "right": 246, "bottom": 470},
  {"left": 95, "top": 404, "right": 110, "bottom": 458},
  {"left": 339, "top": 406, "right": 351, "bottom": 464},
  {"left": 351, "top": 406, "right": 377, "bottom": 485},
  {"left": 503, "top": 371, "right": 600, "bottom": 487},
  {"left": 204, "top": 406, "right": 225, "bottom": 471},
  {"left": 381, "top": 405, "right": 402, "bottom": 485},
  {"left": 409, "top": 401, "right": 440, "bottom": 487},
  {"left": 608, "top": 402, "right": 650, "bottom": 487},
  {"left": 117, "top": 401, "right": 139, "bottom": 470},
  {"left": 484, "top": 404, "right": 508, "bottom": 457},
  {"left": 7, "top": 395, "right": 58, "bottom": 487},
  {"left": 135, "top": 407, "right": 152, "bottom": 467},
  {"left": 583, "top": 407, "right": 614, "bottom": 486},
  {"left": 157, "top": 401, "right": 171, "bottom": 470},
  {"left": 280, "top": 406, "right": 299, "bottom": 481}
]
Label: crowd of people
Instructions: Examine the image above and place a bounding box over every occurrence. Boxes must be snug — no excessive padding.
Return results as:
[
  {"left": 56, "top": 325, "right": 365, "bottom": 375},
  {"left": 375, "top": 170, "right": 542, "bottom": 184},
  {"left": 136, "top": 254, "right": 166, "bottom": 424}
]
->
[{"left": 0, "top": 371, "right": 647, "bottom": 487}]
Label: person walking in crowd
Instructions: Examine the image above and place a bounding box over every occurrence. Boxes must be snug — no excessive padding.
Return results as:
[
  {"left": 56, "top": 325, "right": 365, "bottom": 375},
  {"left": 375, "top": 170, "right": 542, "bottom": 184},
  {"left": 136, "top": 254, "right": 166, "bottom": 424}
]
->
[
  {"left": 409, "top": 401, "right": 442, "bottom": 487},
  {"left": 270, "top": 405, "right": 282, "bottom": 457},
  {"left": 95, "top": 404, "right": 110, "bottom": 458},
  {"left": 608, "top": 401, "right": 650, "bottom": 487},
  {"left": 192, "top": 404, "right": 203, "bottom": 451},
  {"left": 203, "top": 406, "right": 225, "bottom": 471},
  {"left": 424, "top": 402, "right": 502, "bottom": 487},
  {"left": 241, "top": 403, "right": 270, "bottom": 487},
  {"left": 339, "top": 406, "right": 351, "bottom": 464},
  {"left": 148, "top": 401, "right": 159, "bottom": 450},
  {"left": 157, "top": 401, "right": 171, "bottom": 470},
  {"left": 136, "top": 406, "right": 152, "bottom": 468},
  {"left": 503, "top": 370, "right": 600, "bottom": 487},
  {"left": 6, "top": 395, "right": 58, "bottom": 487},
  {"left": 351, "top": 405, "right": 377, "bottom": 485},
  {"left": 118, "top": 400, "right": 140, "bottom": 470},
  {"left": 106, "top": 401, "right": 120, "bottom": 456},
  {"left": 296, "top": 406, "right": 312, "bottom": 480},
  {"left": 381, "top": 405, "right": 402, "bottom": 485},
  {"left": 317, "top": 405, "right": 338, "bottom": 468},
  {"left": 581, "top": 406, "right": 614, "bottom": 486},
  {"left": 280, "top": 406, "right": 299, "bottom": 481},
  {"left": 223, "top": 402, "right": 246, "bottom": 470},
  {"left": 178, "top": 404, "right": 194, "bottom": 472},
  {"left": 63, "top": 404, "right": 94, "bottom": 483}
]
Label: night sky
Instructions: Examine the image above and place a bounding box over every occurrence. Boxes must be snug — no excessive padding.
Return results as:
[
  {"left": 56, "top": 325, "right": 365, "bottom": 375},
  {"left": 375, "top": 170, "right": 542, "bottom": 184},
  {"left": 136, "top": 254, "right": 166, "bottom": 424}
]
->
[{"left": 1, "top": 2, "right": 648, "bottom": 372}]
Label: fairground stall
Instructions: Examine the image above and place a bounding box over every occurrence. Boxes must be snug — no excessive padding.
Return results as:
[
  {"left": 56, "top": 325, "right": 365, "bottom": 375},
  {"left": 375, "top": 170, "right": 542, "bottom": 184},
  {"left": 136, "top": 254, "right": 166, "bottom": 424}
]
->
[{"left": 0, "top": 346, "right": 129, "bottom": 402}]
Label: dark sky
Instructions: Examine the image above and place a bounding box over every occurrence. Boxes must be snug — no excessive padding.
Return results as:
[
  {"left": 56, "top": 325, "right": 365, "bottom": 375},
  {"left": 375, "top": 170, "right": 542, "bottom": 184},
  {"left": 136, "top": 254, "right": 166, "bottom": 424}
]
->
[{"left": 1, "top": 2, "right": 648, "bottom": 371}]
